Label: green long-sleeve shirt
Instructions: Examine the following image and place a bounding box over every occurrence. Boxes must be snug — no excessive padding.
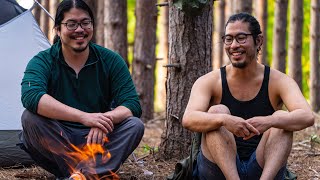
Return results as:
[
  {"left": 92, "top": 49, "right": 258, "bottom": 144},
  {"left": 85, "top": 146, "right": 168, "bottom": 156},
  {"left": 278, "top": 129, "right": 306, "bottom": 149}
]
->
[{"left": 21, "top": 41, "right": 141, "bottom": 127}]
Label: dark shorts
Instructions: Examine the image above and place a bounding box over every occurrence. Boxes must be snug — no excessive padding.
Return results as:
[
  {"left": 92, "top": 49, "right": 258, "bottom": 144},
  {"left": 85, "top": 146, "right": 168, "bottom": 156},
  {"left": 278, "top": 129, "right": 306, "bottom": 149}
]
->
[{"left": 194, "top": 150, "right": 286, "bottom": 180}]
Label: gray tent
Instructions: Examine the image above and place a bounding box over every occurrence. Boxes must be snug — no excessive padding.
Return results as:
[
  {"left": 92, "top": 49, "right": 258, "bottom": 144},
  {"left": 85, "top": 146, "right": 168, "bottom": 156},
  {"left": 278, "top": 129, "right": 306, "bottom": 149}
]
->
[{"left": 0, "top": 0, "right": 51, "bottom": 167}]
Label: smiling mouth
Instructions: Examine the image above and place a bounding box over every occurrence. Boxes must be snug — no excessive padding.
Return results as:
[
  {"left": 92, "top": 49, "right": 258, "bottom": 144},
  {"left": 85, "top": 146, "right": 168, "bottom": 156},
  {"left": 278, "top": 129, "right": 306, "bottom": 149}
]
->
[
  {"left": 71, "top": 34, "right": 88, "bottom": 40},
  {"left": 231, "top": 52, "right": 244, "bottom": 56}
]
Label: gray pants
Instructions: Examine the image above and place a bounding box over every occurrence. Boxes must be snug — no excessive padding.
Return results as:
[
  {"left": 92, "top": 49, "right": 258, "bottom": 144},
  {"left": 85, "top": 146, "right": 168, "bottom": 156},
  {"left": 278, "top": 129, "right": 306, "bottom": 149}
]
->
[{"left": 19, "top": 110, "right": 144, "bottom": 179}]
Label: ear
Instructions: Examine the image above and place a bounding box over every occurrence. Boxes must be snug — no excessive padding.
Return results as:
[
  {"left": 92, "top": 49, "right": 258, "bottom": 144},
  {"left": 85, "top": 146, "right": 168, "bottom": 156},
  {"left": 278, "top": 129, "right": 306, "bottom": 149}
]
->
[
  {"left": 256, "top": 34, "right": 263, "bottom": 47},
  {"left": 55, "top": 27, "right": 61, "bottom": 37}
]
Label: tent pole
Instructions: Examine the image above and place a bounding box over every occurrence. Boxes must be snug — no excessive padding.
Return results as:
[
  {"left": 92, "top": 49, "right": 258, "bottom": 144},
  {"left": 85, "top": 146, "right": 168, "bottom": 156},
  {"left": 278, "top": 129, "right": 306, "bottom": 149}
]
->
[{"left": 32, "top": 0, "right": 55, "bottom": 22}]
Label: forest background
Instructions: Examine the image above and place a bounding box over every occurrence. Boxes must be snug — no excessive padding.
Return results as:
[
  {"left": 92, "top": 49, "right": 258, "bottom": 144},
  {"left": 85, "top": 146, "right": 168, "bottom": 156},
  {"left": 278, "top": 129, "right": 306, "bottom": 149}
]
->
[{"left": 4, "top": 0, "right": 319, "bottom": 179}]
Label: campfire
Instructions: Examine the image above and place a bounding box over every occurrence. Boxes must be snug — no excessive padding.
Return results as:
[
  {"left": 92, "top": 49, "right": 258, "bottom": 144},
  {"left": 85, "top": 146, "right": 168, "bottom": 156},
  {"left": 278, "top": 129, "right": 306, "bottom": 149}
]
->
[{"left": 49, "top": 134, "right": 119, "bottom": 180}]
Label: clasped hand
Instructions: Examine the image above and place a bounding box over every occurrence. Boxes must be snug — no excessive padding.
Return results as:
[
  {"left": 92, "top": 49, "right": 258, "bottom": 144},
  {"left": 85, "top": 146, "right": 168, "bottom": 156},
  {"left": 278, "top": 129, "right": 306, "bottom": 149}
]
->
[
  {"left": 224, "top": 116, "right": 270, "bottom": 140},
  {"left": 80, "top": 112, "right": 114, "bottom": 145}
]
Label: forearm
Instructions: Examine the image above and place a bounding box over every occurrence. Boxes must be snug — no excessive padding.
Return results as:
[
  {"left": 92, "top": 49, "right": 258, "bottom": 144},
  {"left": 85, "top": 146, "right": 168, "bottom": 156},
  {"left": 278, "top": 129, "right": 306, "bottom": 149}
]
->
[
  {"left": 37, "top": 94, "right": 85, "bottom": 123},
  {"left": 104, "top": 106, "right": 133, "bottom": 124},
  {"left": 182, "top": 111, "right": 226, "bottom": 132},
  {"left": 271, "top": 109, "right": 314, "bottom": 131}
]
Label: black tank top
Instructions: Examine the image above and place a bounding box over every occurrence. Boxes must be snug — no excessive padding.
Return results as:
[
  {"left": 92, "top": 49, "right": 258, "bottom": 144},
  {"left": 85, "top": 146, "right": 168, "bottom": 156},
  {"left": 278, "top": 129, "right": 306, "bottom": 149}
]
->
[{"left": 220, "top": 66, "right": 275, "bottom": 160}]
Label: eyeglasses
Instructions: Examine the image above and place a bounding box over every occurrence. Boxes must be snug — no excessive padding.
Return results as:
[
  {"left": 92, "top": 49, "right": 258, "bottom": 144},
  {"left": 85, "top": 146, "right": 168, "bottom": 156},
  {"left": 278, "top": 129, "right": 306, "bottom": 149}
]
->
[
  {"left": 222, "top": 33, "right": 253, "bottom": 45},
  {"left": 61, "top": 20, "right": 92, "bottom": 31}
]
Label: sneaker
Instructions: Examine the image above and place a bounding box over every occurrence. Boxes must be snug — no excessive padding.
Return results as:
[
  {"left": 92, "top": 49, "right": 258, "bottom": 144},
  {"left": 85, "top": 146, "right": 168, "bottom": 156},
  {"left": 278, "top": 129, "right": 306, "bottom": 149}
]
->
[{"left": 69, "top": 172, "right": 86, "bottom": 180}]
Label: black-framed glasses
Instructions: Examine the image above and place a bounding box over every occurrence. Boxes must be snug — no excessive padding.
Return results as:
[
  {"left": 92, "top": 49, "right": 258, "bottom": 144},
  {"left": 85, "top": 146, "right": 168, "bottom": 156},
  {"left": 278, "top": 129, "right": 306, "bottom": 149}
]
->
[
  {"left": 222, "top": 33, "right": 253, "bottom": 45},
  {"left": 61, "top": 20, "right": 92, "bottom": 31}
]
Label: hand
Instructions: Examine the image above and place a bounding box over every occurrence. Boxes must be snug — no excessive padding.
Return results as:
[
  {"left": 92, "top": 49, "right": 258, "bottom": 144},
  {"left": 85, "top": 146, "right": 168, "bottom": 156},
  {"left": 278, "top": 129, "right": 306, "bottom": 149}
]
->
[
  {"left": 86, "top": 127, "right": 106, "bottom": 145},
  {"left": 79, "top": 113, "right": 114, "bottom": 134},
  {"left": 246, "top": 116, "right": 272, "bottom": 133},
  {"left": 245, "top": 116, "right": 272, "bottom": 140},
  {"left": 223, "top": 115, "right": 260, "bottom": 139}
]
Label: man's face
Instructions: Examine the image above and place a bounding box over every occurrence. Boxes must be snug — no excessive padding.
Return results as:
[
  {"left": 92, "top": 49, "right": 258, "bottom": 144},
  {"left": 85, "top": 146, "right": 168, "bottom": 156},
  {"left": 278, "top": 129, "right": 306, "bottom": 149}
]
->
[
  {"left": 57, "top": 8, "right": 93, "bottom": 53},
  {"left": 224, "top": 21, "right": 259, "bottom": 68}
]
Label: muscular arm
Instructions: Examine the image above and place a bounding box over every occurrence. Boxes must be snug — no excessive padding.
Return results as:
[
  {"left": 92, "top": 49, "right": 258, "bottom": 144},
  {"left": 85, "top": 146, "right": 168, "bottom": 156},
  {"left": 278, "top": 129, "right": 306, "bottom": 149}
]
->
[
  {"left": 182, "top": 72, "right": 259, "bottom": 137},
  {"left": 247, "top": 71, "right": 314, "bottom": 133},
  {"left": 182, "top": 73, "right": 222, "bottom": 132},
  {"left": 270, "top": 74, "right": 314, "bottom": 131}
]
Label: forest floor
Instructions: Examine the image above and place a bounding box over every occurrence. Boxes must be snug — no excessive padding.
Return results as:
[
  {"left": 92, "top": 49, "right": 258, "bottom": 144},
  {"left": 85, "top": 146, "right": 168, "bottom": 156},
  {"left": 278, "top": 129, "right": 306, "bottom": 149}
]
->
[{"left": 0, "top": 112, "right": 319, "bottom": 180}]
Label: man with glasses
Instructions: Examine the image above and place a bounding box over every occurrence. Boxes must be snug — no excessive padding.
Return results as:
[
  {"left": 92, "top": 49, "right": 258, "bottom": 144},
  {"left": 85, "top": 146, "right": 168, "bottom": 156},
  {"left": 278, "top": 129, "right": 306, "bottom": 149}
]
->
[
  {"left": 182, "top": 13, "right": 314, "bottom": 180},
  {"left": 19, "top": 0, "right": 144, "bottom": 179}
]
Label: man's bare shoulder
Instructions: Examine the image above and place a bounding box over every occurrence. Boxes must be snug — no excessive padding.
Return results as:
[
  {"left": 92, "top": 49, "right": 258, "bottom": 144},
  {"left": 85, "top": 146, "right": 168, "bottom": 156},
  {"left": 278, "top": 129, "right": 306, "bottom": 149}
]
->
[
  {"left": 192, "top": 69, "right": 222, "bottom": 103},
  {"left": 195, "top": 69, "right": 221, "bottom": 88},
  {"left": 269, "top": 68, "right": 296, "bottom": 87}
]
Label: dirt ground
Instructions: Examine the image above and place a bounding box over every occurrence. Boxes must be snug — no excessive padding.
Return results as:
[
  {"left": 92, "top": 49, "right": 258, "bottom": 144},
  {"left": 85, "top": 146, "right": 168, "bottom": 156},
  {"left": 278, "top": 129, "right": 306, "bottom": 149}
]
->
[{"left": 0, "top": 112, "right": 319, "bottom": 180}]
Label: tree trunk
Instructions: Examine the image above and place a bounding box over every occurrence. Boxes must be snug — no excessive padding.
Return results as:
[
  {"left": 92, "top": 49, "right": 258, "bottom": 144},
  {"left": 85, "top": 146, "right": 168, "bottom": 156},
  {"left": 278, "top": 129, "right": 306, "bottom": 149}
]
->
[
  {"left": 310, "top": 0, "right": 320, "bottom": 112},
  {"left": 159, "top": 0, "right": 213, "bottom": 160},
  {"left": 213, "top": 0, "right": 225, "bottom": 69},
  {"left": 40, "top": 0, "right": 49, "bottom": 39},
  {"left": 32, "top": 0, "right": 41, "bottom": 25},
  {"left": 288, "top": 0, "right": 303, "bottom": 89},
  {"left": 156, "top": 0, "right": 169, "bottom": 112},
  {"left": 84, "top": 0, "right": 97, "bottom": 43},
  {"left": 234, "top": 0, "right": 252, "bottom": 14},
  {"left": 255, "top": 0, "right": 267, "bottom": 65},
  {"left": 132, "top": 0, "right": 158, "bottom": 122},
  {"left": 104, "top": 0, "right": 128, "bottom": 65},
  {"left": 272, "top": 0, "right": 288, "bottom": 73},
  {"left": 48, "top": 0, "right": 59, "bottom": 43},
  {"left": 95, "top": 0, "right": 104, "bottom": 46},
  {"left": 223, "top": 0, "right": 234, "bottom": 66}
]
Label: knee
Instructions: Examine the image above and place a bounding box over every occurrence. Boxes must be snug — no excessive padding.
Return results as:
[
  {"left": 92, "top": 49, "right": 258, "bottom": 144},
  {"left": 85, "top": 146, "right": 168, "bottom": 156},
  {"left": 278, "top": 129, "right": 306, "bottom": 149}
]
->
[
  {"left": 128, "top": 117, "right": 145, "bottom": 137},
  {"left": 205, "top": 126, "right": 234, "bottom": 141},
  {"left": 208, "top": 104, "right": 230, "bottom": 114},
  {"left": 21, "top": 110, "right": 42, "bottom": 128}
]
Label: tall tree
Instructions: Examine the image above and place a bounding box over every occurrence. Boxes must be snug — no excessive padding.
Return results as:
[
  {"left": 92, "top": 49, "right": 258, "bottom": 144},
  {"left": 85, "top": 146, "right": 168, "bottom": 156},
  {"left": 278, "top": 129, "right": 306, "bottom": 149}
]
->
[
  {"left": 40, "top": 0, "right": 49, "bottom": 39},
  {"left": 156, "top": 0, "right": 169, "bottom": 112},
  {"left": 132, "top": 0, "right": 158, "bottom": 122},
  {"left": 159, "top": 0, "right": 213, "bottom": 159},
  {"left": 288, "top": 0, "right": 303, "bottom": 89},
  {"left": 104, "top": 0, "right": 128, "bottom": 65},
  {"left": 49, "top": 0, "right": 59, "bottom": 43},
  {"left": 310, "top": 0, "right": 320, "bottom": 112},
  {"left": 84, "top": 0, "right": 97, "bottom": 43},
  {"left": 255, "top": 0, "right": 267, "bottom": 65},
  {"left": 272, "top": 0, "right": 288, "bottom": 73},
  {"left": 95, "top": 0, "right": 104, "bottom": 46},
  {"left": 234, "top": 0, "right": 252, "bottom": 14},
  {"left": 32, "top": 0, "right": 41, "bottom": 25},
  {"left": 213, "top": 0, "right": 225, "bottom": 69},
  {"left": 223, "top": 0, "right": 235, "bottom": 65}
]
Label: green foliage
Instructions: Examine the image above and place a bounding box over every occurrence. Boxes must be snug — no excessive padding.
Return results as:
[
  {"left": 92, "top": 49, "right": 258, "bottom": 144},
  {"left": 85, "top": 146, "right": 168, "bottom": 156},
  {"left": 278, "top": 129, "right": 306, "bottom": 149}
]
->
[
  {"left": 173, "top": 0, "right": 209, "bottom": 15},
  {"left": 128, "top": 0, "right": 136, "bottom": 65},
  {"left": 142, "top": 144, "right": 159, "bottom": 154},
  {"left": 266, "top": 0, "right": 311, "bottom": 99}
]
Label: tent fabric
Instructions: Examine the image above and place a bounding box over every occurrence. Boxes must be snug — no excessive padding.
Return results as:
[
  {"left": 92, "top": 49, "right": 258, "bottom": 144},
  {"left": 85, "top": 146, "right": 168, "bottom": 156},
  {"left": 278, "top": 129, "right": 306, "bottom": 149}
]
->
[{"left": 0, "top": 2, "right": 51, "bottom": 167}]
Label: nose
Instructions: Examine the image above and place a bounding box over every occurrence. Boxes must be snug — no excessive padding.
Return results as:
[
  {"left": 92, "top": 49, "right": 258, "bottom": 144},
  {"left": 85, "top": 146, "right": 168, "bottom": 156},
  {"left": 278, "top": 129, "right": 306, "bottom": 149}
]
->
[
  {"left": 229, "top": 38, "right": 240, "bottom": 48},
  {"left": 74, "top": 23, "right": 84, "bottom": 32}
]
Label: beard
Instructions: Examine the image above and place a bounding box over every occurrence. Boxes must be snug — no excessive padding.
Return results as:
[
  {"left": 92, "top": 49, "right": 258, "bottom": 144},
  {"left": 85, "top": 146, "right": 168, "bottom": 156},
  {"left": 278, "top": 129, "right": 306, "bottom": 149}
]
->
[
  {"left": 72, "top": 43, "right": 89, "bottom": 53},
  {"left": 231, "top": 61, "right": 248, "bottom": 69}
]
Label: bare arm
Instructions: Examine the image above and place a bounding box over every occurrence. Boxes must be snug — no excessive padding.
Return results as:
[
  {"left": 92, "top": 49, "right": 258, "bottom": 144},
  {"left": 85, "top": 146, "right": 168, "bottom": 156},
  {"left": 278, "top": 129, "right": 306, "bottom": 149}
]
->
[
  {"left": 37, "top": 94, "right": 113, "bottom": 134},
  {"left": 103, "top": 105, "right": 133, "bottom": 124},
  {"left": 182, "top": 72, "right": 259, "bottom": 137},
  {"left": 182, "top": 73, "right": 223, "bottom": 132},
  {"left": 247, "top": 72, "right": 314, "bottom": 133},
  {"left": 271, "top": 74, "right": 314, "bottom": 130}
]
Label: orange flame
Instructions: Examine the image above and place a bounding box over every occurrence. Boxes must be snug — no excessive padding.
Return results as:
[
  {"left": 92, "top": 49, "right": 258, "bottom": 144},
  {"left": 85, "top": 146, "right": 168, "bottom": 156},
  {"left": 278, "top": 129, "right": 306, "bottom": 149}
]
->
[{"left": 48, "top": 132, "right": 119, "bottom": 180}]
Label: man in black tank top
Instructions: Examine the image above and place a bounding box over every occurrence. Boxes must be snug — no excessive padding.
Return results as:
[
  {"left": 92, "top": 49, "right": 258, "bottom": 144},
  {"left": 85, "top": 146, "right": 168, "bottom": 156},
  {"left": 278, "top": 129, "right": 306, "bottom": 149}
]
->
[{"left": 182, "top": 13, "right": 314, "bottom": 180}]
